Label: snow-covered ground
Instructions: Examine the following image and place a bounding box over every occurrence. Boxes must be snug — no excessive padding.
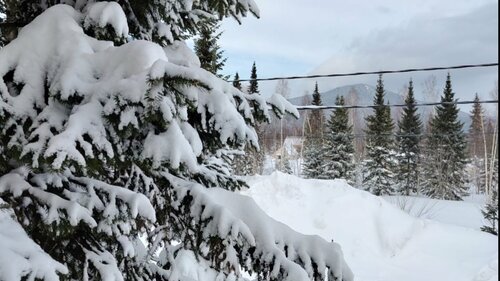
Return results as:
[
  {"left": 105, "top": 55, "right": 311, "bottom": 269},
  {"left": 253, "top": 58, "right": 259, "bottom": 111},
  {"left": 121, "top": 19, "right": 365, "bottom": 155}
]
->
[
  {"left": 243, "top": 172, "right": 498, "bottom": 281},
  {"left": 383, "top": 194, "right": 487, "bottom": 229}
]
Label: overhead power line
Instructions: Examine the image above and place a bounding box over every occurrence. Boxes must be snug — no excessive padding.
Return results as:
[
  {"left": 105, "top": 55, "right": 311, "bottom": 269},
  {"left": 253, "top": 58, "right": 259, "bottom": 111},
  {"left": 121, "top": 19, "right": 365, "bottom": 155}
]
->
[
  {"left": 296, "top": 99, "right": 498, "bottom": 111},
  {"left": 263, "top": 132, "right": 498, "bottom": 140},
  {"left": 233, "top": 62, "right": 498, "bottom": 82}
]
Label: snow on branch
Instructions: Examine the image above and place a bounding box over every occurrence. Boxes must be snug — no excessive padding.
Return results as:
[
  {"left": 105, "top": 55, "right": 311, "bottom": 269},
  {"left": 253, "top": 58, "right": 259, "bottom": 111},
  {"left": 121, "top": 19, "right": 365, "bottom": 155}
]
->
[
  {"left": 163, "top": 172, "right": 353, "bottom": 281},
  {"left": 268, "top": 93, "right": 300, "bottom": 119},
  {"left": 0, "top": 4, "right": 264, "bottom": 173},
  {"left": 0, "top": 168, "right": 155, "bottom": 230},
  {"left": 84, "top": 2, "right": 129, "bottom": 37},
  {"left": 0, "top": 199, "right": 69, "bottom": 281}
]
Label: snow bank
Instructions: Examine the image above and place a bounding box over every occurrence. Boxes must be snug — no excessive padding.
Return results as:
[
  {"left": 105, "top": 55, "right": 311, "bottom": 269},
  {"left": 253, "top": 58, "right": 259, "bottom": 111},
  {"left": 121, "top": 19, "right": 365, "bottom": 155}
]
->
[
  {"left": 245, "top": 172, "right": 498, "bottom": 281},
  {"left": 383, "top": 195, "right": 487, "bottom": 229}
]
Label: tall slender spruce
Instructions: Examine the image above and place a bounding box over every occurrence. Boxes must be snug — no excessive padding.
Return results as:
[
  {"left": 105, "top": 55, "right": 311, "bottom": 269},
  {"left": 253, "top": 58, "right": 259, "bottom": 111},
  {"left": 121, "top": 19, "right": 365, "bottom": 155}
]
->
[
  {"left": 232, "top": 72, "right": 242, "bottom": 90},
  {"left": 247, "top": 62, "right": 265, "bottom": 174},
  {"left": 302, "top": 82, "right": 325, "bottom": 178},
  {"left": 469, "top": 93, "right": 485, "bottom": 158},
  {"left": 396, "top": 79, "right": 423, "bottom": 195},
  {"left": 194, "top": 23, "right": 228, "bottom": 79},
  {"left": 322, "top": 95, "right": 355, "bottom": 184},
  {"left": 363, "top": 75, "right": 397, "bottom": 195},
  {"left": 468, "top": 94, "right": 486, "bottom": 193},
  {"left": 232, "top": 71, "right": 255, "bottom": 176},
  {"left": 422, "top": 74, "right": 468, "bottom": 200}
]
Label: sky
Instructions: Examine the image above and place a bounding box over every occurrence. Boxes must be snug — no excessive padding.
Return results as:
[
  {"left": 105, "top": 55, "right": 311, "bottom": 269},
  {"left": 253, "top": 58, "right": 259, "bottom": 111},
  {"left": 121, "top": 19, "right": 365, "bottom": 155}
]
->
[{"left": 216, "top": 0, "right": 498, "bottom": 113}]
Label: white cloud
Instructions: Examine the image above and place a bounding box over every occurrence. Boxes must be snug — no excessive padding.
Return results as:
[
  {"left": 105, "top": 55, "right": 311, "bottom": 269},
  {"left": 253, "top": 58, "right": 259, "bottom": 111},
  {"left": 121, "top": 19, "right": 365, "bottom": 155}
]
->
[
  {"left": 219, "top": 0, "right": 498, "bottom": 108},
  {"left": 309, "top": 2, "right": 498, "bottom": 102}
]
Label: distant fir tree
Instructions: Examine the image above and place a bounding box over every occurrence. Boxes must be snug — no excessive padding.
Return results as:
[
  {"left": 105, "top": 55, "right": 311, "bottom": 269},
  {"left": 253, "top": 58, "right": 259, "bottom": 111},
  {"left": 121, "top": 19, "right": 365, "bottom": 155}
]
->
[
  {"left": 484, "top": 120, "right": 498, "bottom": 194},
  {"left": 232, "top": 64, "right": 266, "bottom": 176},
  {"left": 422, "top": 74, "right": 468, "bottom": 200},
  {"left": 363, "top": 75, "right": 397, "bottom": 195},
  {"left": 308, "top": 82, "right": 325, "bottom": 133},
  {"left": 396, "top": 79, "right": 423, "bottom": 195},
  {"left": 302, "top": 82, "right": 325, "bottom": 179},
  {"left": 230, "top": 71, "right": 255, "bottom": 175},
  {"left": 468, "top": 93, "right": 485, "bottom": 157},
  {"left": 247, "top": 62, "right": 265, "bottom": 174},
  {"left": 231, "top": 70, "right": 256, "bottom": 175},
  {"left": 481, "top": 187, "right": 498, "bottom": 235},
  {"left": 248, "top": 62, "right": 259, "bottom": 94},
  {"left": 468, "top": 94, "right": 487, "bottom": 193},
  {"left": 194, "top": 23, "right": 228, "bottom": 79},
  {"left": 322, "top": 95, "right": 355, "bottom": 184},
  {"left": 232, "top": 72, "right": 242, "bottom": 90}
]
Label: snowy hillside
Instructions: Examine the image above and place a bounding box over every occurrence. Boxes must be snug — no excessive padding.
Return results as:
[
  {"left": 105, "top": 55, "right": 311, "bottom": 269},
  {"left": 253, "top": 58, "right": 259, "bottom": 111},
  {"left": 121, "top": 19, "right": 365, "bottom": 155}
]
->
[{"left": 243, "top": 172, "right": 498, "bottom": 281}]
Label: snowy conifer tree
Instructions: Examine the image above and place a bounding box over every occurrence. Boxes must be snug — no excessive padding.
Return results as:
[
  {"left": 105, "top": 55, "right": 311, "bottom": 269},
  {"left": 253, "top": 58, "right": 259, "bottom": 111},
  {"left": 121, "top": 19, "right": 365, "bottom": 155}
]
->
[
  {"left": 468, "top": 94, "right": 486, "bottom": 193},
  {"left": 469, "top": 94, "right": 485, "bottom": 158},
  {"left": 231, "top": 72, "right": 254, "bottom": 176},
  {"left": 363, "top": 75, "right": 397, "bottom": 195},
  {"left": 233, "top": 72, "right": 242, "bottom": 90},
  {"left": 0, "top": 2, "right": 353, "bottom": 281},
  {"left": 481, "top": 187, "right": 498, "bottom": 235},
  {"left": 396, "top": 79, "right": 423, "bottom": 195},
  {"left": 194, "top": 23, "right": 228, "bottom": 79},
  {"left": 246, "top": 62, "right": 265, "bottom": 175},
  {"left": 422, "top": 74, "right": 468, "bottom": 200},
  {"left": 302, "top": 82, "right": 325, "bottom": 179},
  {"left": 322, "top": 95, "right": 355, "bottom": 184}
]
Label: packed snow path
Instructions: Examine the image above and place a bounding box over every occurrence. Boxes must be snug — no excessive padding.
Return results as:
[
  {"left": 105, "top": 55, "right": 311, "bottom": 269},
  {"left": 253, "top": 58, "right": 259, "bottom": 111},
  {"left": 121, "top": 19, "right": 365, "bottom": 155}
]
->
[{"left": 244, "top": 172, "right": 498, "bottom": 281}]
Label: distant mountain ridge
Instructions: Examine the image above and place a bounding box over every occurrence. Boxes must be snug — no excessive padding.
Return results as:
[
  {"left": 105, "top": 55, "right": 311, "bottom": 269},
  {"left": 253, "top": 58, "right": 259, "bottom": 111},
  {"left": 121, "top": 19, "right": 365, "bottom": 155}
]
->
[{"left": 288, "top": 83, "right": 472, "bottom": 131}]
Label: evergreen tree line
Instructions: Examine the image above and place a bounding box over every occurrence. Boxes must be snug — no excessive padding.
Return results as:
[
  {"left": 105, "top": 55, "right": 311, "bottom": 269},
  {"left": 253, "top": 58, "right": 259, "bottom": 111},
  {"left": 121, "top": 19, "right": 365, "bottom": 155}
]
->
[
  {"left": 300, "top": 74, "right": 498, "bottom": 234},
  {"left": 301, "top": 75, "right": 498, "bottom": 198}
]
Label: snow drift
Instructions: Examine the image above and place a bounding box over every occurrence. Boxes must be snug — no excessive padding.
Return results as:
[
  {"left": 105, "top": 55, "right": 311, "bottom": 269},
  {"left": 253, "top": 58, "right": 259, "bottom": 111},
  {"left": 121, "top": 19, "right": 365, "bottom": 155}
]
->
[{"left": 244, "top": 172, "right": 498, "bottom": 281}]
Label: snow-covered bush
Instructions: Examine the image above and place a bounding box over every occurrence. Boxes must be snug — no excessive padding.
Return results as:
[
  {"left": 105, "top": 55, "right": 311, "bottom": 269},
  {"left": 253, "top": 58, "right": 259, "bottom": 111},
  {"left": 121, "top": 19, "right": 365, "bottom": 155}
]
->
[{"left": 0, "top": 1, "right": 352, "bottom": 281}]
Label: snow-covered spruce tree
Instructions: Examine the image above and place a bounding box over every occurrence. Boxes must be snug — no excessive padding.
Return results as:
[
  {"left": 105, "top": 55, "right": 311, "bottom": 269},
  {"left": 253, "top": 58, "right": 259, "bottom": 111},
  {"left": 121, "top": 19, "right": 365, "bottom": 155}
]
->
[
  {"left": 322, "top": 95, "right": 355, "bottom": 184},
  {"left": 396, "top": 79, "right": 422, "bottom": 195},
  {"left": 468, "top": 94, "right": 486, "bottom": 193},
  {"left": 481, "top": 187, "right": 498, "bottom": 235},
  {"left": 302, "top": 82, "right": 325, "bottom": 179},
  {"left": 422, "top": 74, "right": 468, "bottom": 200},
  {"left": 193, "top": 21, "right": 246, "bottom": 187},
  {"left": 231, "top": 72, "right": 254, "bottom": 176},
  {"left": 0, "top": 0, "right": 261, "bottom": 46},
  {"left": 0, "top": 2, "right": 353, "bottom": 281},
  {"left": 362, "top": 75, "right": 397, "bottom": 196},
  {"left": 469, "top": 93, "right": 485, "bottom": 158},
  {"left": 194, "top": 23, "right": 228, "bottom": 79},
  {"left": 245, "top": 62, "right": 265, "bottom": 175},
  {"left": 233, "top": 72, "right": 242, "bottom": 90}
]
